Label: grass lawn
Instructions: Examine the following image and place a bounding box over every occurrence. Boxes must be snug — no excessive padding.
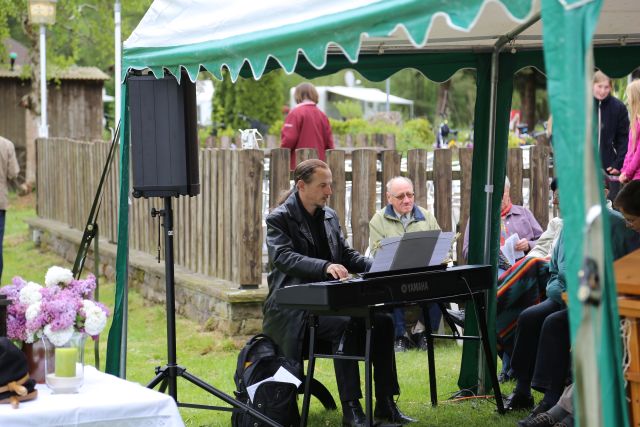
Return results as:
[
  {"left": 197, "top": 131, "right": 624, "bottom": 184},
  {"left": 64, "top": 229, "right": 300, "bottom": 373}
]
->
[{"left": 3, "top": 192, "right": 531, "bottom": 426}]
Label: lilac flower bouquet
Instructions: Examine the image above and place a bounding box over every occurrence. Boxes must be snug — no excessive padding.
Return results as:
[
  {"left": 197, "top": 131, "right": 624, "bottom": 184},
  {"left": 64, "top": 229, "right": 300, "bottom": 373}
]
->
[{"left": 0, "top": 266, "right": 110, "bottom": 346}]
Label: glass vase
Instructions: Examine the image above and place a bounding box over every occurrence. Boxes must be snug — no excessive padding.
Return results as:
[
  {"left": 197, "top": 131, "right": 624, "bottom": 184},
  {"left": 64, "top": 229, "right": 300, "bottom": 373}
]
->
[
  {"left": 42, "top": 331, "right": 86, "bottom": 393},
  {"left": 22, "top": 339, "right": 47, "bottom": 384}
]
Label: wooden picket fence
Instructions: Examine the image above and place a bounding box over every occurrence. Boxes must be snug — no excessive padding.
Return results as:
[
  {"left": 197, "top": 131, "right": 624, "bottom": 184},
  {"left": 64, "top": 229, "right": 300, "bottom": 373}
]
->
[{"left": 36, "top": 138, "right": 552, "bottom": 287}]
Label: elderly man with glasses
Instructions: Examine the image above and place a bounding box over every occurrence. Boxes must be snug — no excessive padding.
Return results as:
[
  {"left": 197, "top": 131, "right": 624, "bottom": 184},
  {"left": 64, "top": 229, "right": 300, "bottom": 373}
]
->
[{"left": 369, "top": 176, "right": 441, "bottom": 352}]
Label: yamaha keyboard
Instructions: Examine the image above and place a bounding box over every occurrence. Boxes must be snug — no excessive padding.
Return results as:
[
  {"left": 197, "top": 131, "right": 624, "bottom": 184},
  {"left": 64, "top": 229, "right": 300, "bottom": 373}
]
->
[{"left": 276, "top": 264, "right": 492, "bottom": 312}]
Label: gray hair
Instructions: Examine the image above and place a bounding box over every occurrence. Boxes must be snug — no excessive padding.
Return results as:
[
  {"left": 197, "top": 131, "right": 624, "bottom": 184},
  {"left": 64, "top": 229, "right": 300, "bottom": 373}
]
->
[{"left": 386, "top": 176, "right": 413, "bottom": 192}]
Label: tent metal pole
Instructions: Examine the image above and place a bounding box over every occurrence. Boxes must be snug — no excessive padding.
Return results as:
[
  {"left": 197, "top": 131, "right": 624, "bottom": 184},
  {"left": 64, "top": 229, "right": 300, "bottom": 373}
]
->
[
  {"left": 479, "top": 11, "right": 541, "bottom": 393},
  {"left": 482, "top": 11, "right": 541, "bottom": 263}
]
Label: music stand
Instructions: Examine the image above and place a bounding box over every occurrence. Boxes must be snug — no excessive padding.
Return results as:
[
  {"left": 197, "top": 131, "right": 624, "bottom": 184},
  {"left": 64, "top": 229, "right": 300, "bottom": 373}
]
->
[{"left": 146, "top": 197, "right": 281, "bottom": 427}]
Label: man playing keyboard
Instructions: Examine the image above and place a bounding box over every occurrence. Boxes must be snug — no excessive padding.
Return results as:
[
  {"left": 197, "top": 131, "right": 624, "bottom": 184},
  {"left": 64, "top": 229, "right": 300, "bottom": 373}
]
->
[{"left": 262, "top": 159, "right": 416, "bottom": 426}]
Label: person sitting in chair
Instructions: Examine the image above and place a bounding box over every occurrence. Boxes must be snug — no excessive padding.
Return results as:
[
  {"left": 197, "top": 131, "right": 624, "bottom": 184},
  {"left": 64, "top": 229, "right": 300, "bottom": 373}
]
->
[
  {"left": 507, "top": 181, "right": 640, "bottom": 423},
  {"left": 369, "top": 176, "right": 442, "bottom": 352},
  {"left": 462, "top": 176, "right": 544, "bottom": 377},
  {"left": 262, "top": 160, "right": 416, "bottom": 426}
]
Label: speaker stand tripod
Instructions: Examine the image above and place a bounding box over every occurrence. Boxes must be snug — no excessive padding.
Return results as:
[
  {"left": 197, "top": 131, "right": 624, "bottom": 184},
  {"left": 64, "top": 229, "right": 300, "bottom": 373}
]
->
[{"left": 147, "top": 196, "right": 281, "bottom": 427}]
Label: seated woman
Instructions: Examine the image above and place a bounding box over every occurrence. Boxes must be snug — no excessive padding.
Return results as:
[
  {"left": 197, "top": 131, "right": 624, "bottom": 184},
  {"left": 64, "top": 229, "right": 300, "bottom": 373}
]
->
[
  {"left": 496, "top": 179, "right": 561, "bottom": 381},
  {"left": 509, "top": 183, "right": 640, "bottom": 424}
]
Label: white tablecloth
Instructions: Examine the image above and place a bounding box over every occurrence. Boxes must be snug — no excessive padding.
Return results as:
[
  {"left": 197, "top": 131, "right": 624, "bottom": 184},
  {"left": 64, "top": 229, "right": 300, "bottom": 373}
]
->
[{"left": 0, "top": 366, "right": 185, "bottom": 427}]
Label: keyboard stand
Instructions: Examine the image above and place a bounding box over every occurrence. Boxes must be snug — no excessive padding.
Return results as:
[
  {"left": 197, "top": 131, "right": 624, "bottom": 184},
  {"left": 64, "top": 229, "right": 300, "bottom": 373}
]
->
[
  {"left": 301, "top": 308, "right": 375, "bottom": 427},
  {"left": 299, "top": 292, "right": 505, "bottom": 427},
  {"left": 421, "top": 293, "right": 505, "bottom": 411}
]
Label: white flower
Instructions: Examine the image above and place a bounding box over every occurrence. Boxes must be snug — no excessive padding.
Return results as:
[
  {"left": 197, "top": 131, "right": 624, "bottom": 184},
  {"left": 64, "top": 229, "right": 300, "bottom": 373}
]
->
[
  {"left": 19, "top": 282, "right": 43, "bottom": 305},
  {"left": 45, "top": 266, "right": 74, "bottom": 287},
  {"left": 25, "top": 302, "right": 41, "bottom": 322},
  {"left": 82, "top": 300, "right": 107, "bottom": 336},
  {"left": 43, "top": 324, "right": 75, "bottom": 347},
  {"left": 24, "top": 332, "right": 36, "bottom": 344}
]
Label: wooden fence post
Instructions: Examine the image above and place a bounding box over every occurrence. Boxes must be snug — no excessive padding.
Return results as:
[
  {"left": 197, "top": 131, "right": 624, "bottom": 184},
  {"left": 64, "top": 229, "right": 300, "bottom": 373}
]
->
[
  {"left": 380, "top": 150, "right": 401, "bottom": 209},
  {"left": 507, "top": 148, "right": 524, "bottom": 206},
  {"left": 295, "top": 148, "right": 318, "bottom": 166},
  {"left": 208, "top": 149, "right": 219, "bottom": 276},
  {"left": 433, "top": 148, "right": 452, "bottom": 231},
  {"left": 529, "top": 145, "right": 550, "bottom": 228},
  {"left": 384, "top": 134, "right": 396, "bottom": 150},
  {"left": 195, "top": 150, "right": 205, "bottom": 273},
  {"left": 36, "top": 139, "right": 43, "bottom": 218},
  {"left": 457, "top": 147, "right": 473, "bottom": 263},
  {"left": 326, "top": 149, "right": 347, "bottom": 233},
  {"left": 216, "top": 149, "right": 231, "bottom": 280},
  {"left": 351, "top": 149, "right": 377, "bottom": 253},
  {"left": 232, "top": 149, "right": 264, "bottom": 288},
  {"left": 355, "top": 134, "right": 368, "bottom": 148},
  {"left": 269, "top": 148, "right": 291, "bottom": 209},
  {"left": 407, "top": 149, "right": 428, "bottom": 210}
]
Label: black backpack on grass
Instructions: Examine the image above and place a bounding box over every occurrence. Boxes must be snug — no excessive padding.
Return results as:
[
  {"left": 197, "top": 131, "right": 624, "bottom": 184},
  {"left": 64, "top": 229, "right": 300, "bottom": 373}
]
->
[{"left": 231, "top": 334, "right": 302, "bottom": 427}]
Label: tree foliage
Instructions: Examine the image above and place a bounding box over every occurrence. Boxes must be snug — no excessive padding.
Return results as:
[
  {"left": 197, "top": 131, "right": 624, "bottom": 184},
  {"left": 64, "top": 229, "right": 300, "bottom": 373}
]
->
[
  {"left": 213, "top": 70, "right": 285, "bottom": 133},
  {"left": 1, "top": 1, "right": 151, "bottom": 71}
]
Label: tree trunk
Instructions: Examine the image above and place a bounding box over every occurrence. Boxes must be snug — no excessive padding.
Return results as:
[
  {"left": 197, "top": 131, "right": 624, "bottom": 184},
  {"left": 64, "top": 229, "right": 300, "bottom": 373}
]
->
[{"left": 436, "top": 80, "right": 452, "bottom": 119}]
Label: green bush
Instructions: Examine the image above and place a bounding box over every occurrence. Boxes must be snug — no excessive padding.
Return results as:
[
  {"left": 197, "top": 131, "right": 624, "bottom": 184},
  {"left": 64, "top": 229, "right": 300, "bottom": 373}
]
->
[
  {"left": 508, "top": 132, "right": 522, "bottom": 148},
  {"left": 329, "top": 118, "right": 400, "bottom": 137},
  {"left": 396, "top": 118, "right": 435, "bottom": 153},
  {"left": 272, "top": 117, "right": 434, "bottom": 150},
  {"left": 508, "top": 131, "right": 537, "bottom": 148},
  {"left": 198, "top": 126, "right": 213, "bottom": 147},
  {"left": 334, "top": 100, "right": 364, "bottom": 119},
  {"left": 217, "top": 127, "right": 237, "bottom": 138},
  {"left": 269, "top": 119, "right": 284, "bottom": 136},
  {"left": 328, "top": 119, "right": 348, "bottom": 136}
]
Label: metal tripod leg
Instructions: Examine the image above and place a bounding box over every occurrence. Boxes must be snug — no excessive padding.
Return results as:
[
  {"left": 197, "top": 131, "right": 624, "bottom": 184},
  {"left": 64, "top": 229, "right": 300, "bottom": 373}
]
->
[
  {"left": 472, "top": 293, "right": 505, "bottom": 413},
  {"left": 146, "top": 197, "right": 283, "bottom": 427}
]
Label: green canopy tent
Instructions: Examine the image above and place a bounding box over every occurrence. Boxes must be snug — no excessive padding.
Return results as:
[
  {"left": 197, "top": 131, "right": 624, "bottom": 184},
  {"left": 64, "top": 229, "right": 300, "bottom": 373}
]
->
[{"left": 109, "top": 1, "right": 640, "bottom": 425}]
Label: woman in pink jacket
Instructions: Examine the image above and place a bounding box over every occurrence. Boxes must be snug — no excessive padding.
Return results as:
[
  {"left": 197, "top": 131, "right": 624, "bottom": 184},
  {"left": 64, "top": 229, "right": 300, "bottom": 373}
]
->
[
  {"left": 281, "top": 83, "right": 335, "bottom": 170},
  {"left": 620, "top": 79, "right": 640, "bottom": 183}
]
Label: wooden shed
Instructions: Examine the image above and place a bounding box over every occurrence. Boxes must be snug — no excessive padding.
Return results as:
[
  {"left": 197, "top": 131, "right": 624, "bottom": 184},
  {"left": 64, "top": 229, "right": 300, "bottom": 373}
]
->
[{"left": 0, "top": 65, "right": 109, "bottom": 178}]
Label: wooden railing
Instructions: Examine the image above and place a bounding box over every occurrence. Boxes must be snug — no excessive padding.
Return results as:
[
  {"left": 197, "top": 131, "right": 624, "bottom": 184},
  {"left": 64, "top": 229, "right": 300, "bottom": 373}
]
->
[{"left": 36, "top": 138, "right": 552, "bottom": 287}]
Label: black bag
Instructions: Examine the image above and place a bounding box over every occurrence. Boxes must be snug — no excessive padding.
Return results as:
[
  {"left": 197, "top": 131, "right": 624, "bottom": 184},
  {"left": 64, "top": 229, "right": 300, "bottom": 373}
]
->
[{"left": 231, "top": 334, "right": 302, "bottom": 427}]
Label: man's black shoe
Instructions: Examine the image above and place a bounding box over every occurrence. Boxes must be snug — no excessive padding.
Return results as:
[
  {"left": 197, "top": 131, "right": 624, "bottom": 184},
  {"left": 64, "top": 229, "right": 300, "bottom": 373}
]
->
[
  {"left": 342, "top": 400, "right": 367, "bottom": 427},
  {"left": 517, "top": 412, "right": 557, "bottom": 427},
  {"left": 504, "top": 392, "right": 534, "bottom": 411},
  {"left": 517, "top": 401, "right": 555, "bottom": 426},
  {"left": 411, "top": 332, "right": 429, "bottom": 351},
  {"left": 556, "top": 414, "right": 574, "bottom": 427},
  {"left": 394, "top": 336, "right": 413, "bottom": 352},
  {"left": 531, "top": 401, "right": 553, "bottom": 417},
  {"left": 374, "top": 396, "right": 417, "bottom": 424}
]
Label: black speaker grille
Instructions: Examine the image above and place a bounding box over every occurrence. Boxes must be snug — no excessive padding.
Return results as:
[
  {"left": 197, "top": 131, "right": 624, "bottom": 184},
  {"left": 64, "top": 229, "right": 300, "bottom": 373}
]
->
[{"left": 128, "top": 72, "right": 200, "bottom": 198}]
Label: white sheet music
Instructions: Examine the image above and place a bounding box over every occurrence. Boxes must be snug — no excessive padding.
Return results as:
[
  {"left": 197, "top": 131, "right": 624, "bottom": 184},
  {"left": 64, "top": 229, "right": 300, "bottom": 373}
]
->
[
  {"left": 246, "top": 366, "right": 302, "bottom": 402},
  {"left": 368, "top": 236, "right": 401, "bottom": 272},
  {"left": 501, "top": 233, "right": 524, "bottom": 266},
  {"left": 428, "top": 232, "right": 455, "bottom": 265}
]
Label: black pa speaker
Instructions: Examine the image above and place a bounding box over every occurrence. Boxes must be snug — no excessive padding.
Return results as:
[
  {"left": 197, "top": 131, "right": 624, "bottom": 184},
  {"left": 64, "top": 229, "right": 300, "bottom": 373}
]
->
[{"left": 128, "top": 71, "right": 200, "bottom": 198}]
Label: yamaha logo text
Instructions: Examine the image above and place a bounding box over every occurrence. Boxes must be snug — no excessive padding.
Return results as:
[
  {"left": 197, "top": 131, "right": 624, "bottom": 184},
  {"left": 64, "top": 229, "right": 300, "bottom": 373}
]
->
[{"left": 400, "top": 281, "right": 429, "bottom": 294}]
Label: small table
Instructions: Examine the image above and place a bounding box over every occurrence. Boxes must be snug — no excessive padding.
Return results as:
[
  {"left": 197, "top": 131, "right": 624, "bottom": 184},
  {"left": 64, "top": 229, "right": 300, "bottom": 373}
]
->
[
  {"left": 615, "top": 248, "right": 640, "bottom": 427},
  {"left": 0, "top": 366, "right": 185, "bottom": 427}
]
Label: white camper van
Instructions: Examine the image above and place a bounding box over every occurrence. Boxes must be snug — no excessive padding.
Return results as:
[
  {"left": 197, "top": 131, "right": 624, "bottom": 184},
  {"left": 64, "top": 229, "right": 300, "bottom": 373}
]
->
[{"left": 289, "top": 85, "right": 414, "bottom": 120}]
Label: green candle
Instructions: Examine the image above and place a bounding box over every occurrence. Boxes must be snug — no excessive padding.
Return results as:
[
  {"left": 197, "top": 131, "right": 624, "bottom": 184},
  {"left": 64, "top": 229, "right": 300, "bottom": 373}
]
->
[{"left": 55, "top": 347, "right": 77, "bottom": 377}]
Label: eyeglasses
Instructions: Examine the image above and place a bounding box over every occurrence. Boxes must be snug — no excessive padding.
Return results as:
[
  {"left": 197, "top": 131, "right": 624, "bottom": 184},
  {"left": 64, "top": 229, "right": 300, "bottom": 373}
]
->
[{"left": 390, "top": 192, "right": 415, "bottom": 200}]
